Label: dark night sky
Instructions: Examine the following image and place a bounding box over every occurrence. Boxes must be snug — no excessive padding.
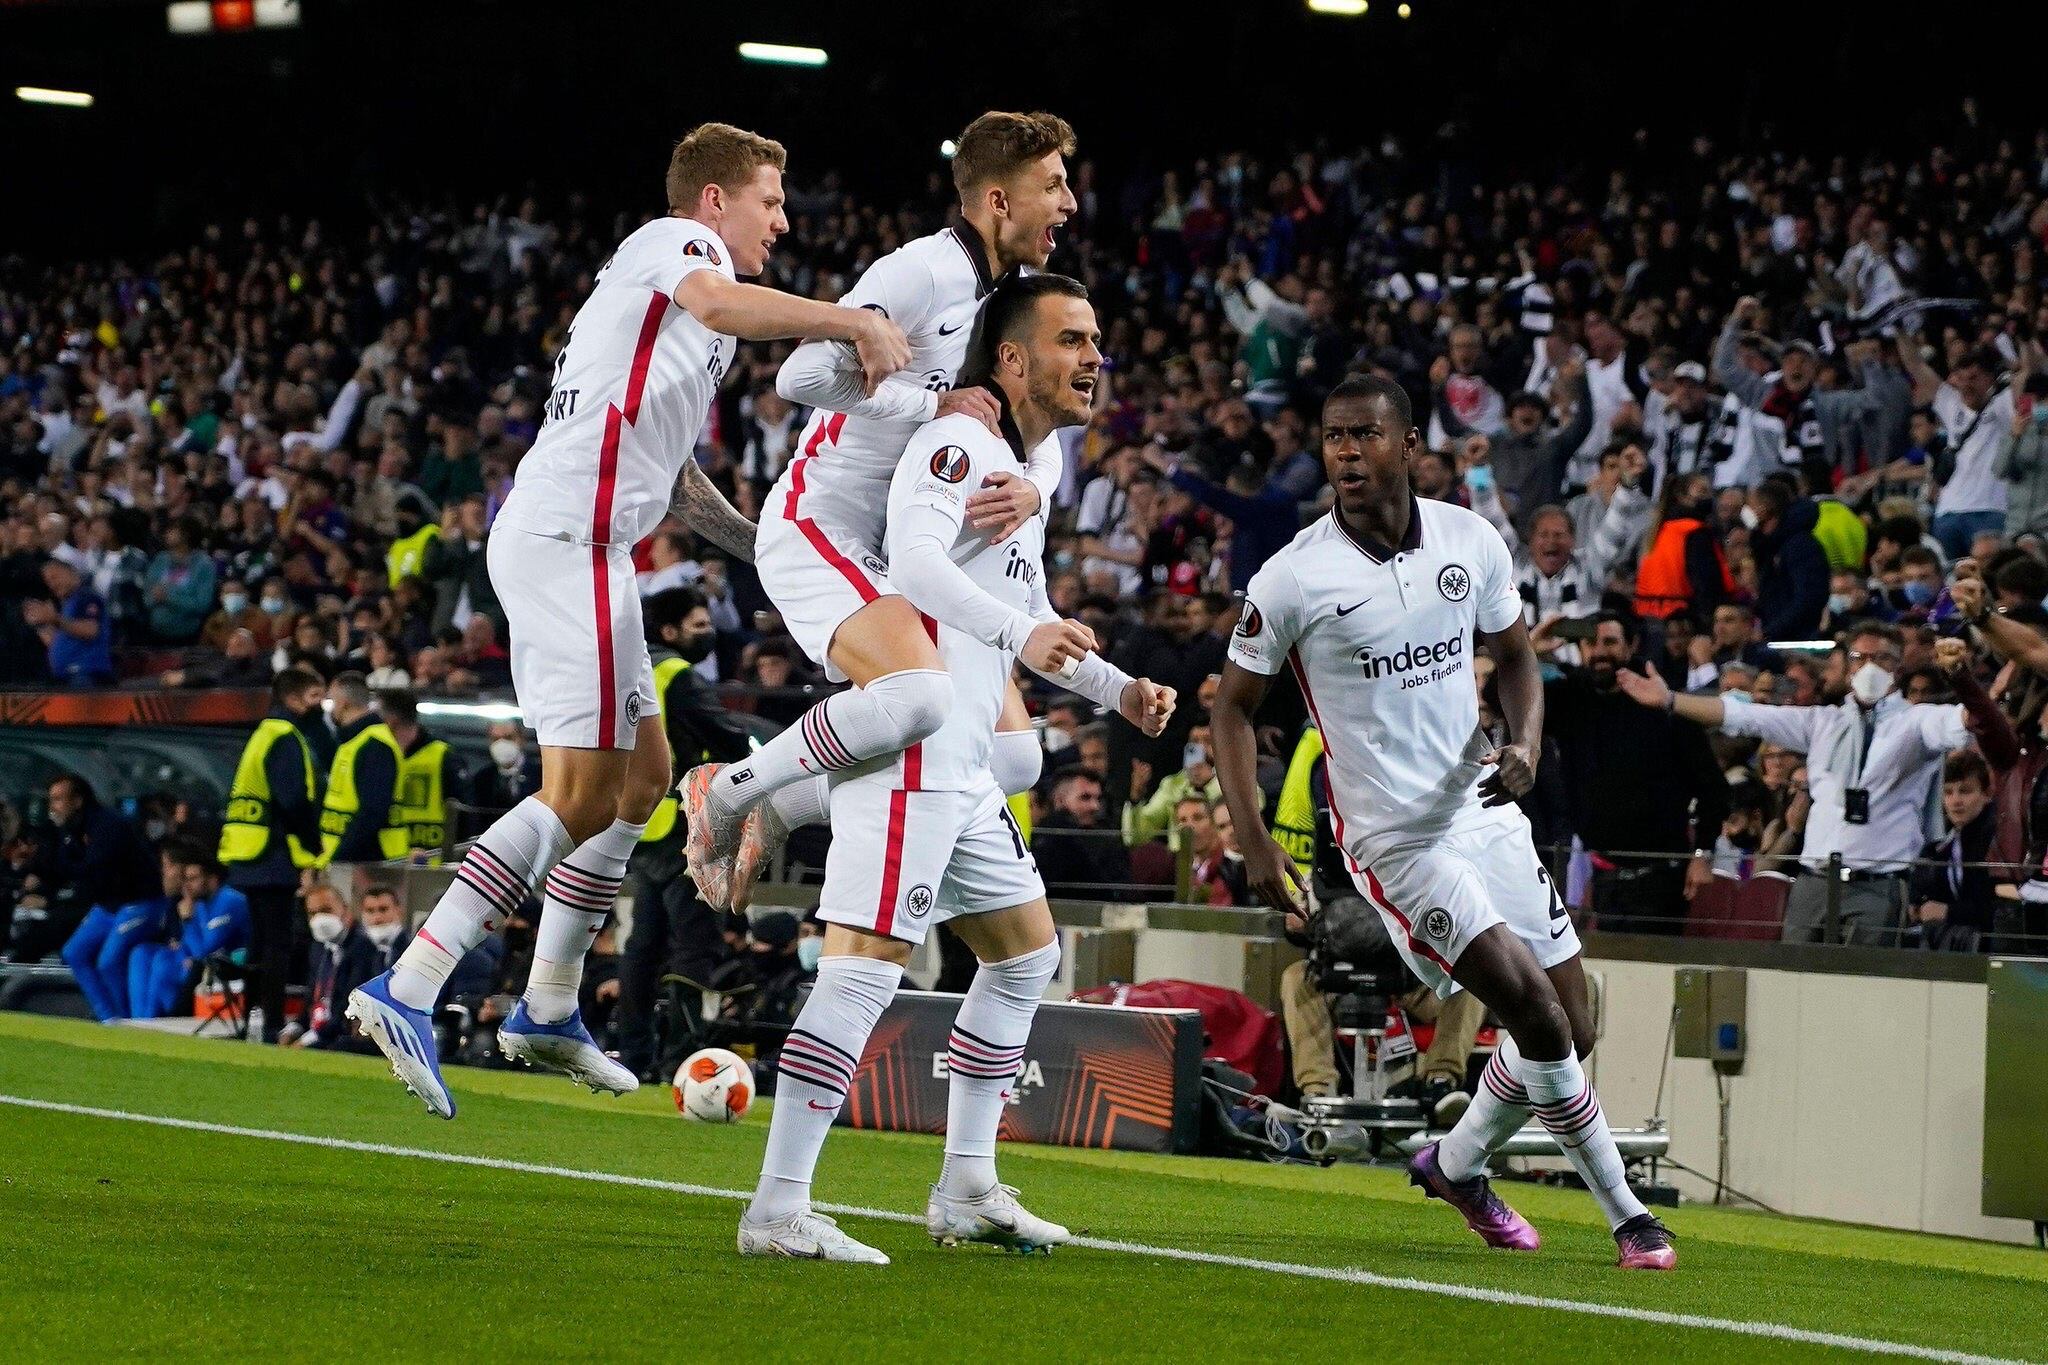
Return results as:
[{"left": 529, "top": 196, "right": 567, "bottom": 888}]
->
[{"left": 3, "top": 0, "right": 2040, "bottom": 256}]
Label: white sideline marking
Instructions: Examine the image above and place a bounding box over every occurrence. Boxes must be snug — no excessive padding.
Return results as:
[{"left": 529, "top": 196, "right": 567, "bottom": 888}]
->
[{"left": 0, "top": 1093, "right": 2024, "bottom": 1365}]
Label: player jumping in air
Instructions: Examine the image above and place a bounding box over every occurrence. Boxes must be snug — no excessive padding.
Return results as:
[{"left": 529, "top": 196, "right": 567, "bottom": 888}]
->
[
  {"left": 738, "top": 275, "right": 1175, "bottom": 1262},
  {"left": 680, "top": 112, "right": 1082, "bottom": 913},
  {"left": 346, "top": 124, "right": 912, "bottom": 1118},
  {"left": 1210, "top": 375, "right": 1677, "bottom": 1271}
]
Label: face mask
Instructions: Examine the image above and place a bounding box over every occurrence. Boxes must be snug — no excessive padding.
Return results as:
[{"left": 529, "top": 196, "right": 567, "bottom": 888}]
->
[
  {"left": 490, "top": 738, "right": 523, "bottom": 769},
  {"left": 677, "top": 633, "right": 715, "bottom": 665},
  {"left": 364, "top": 919, "right": 403, "bottom": 948},
  {"left": 261, "top": 596, "right": 287, "bottom": 614},
  {"left": 1827, "top": 593, "right": 1855, "bottom": 617},
  {"left": 1464, "top": 464, "right": 1494, "bottom": 494},
  {"left": 221, "top": 592, "right": 248, "bottom": 615},
  {"left": 796, "top": 937, "right": 823, "bottom": 972},
  {"left": 1902, "top": 581, "right": 1937, "bottom": 608},
  {"left": 1042, "top": 728, "right": 1073, "bottom": 753},
  {"left": 1850, "top": 661, "right": 1895, "bottom": 706},
  {"left": 1739, "top": 504, "right": 1760, "bottom": 530},
  {"left": 309, "top": 912, "right": 345, "bottom": 944}
]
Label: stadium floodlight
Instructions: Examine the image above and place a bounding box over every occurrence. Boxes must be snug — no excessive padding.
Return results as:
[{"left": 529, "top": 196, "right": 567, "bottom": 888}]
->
[
  {"left": 168, "top": 0, "right": 301, "bottom": 34},
  {"left": 940, "top": 139, "right": 958, "bottom": 158},
  {"left": 737, "top": 42, "right": 828, "bottom": 68},
  {"left": 1397, "top": 2, "right": 1412, "bottom": 15},
  {"left": 15, "top": 86, "right": 94, "bottom": 109},
  {"left": 1306, "top": 0, "right": 1368, "bottom": 15}
]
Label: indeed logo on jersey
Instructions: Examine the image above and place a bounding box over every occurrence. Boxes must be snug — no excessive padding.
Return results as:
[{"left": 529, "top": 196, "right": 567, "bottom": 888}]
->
[{"left": 1356, "top": 632, "right": 1464, "bottom": 689}]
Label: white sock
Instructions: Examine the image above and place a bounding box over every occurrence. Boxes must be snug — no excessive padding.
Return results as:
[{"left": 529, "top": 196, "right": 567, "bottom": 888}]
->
[
  {"left": 939, "top": 941, "right": 1059, "bottom": 1198},
  {"left": 768, "top": 773, "right": 832, "bottom": 831},
  {"left": 1437, "top": 1032, "right": 1534, "bottom": 1182},
  {"left": 748, "top": 955, "right": 903, "bottom": 1222},
  {"left": 709, "top": 669, "right": 951, "bottom": 819},
  {"left": 524, "top": 817, "right": 644, "bottom": 1022},
  {"left": 990, "top": 729, "right": 1043, "bottom": 798},
  {"left": 1517, "top": 1048, "right": 1648, "bottom": 1230},
  {"left": 390, "top": 797, "right": 571, "bottom": 1010}
]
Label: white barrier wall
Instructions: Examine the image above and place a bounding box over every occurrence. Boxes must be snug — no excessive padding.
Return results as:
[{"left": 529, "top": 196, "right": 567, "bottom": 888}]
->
[
  {"left": 1119, "top": 924, "right": 2032, "bottom": 1243},
  {"left": 1585, "top": 957, "right": 2033, "bottom": 1244}
]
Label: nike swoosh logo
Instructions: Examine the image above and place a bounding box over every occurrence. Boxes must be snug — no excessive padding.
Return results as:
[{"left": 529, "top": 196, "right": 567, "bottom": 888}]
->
[
  {"left": 1335, "top": 599, "right": 1371, "bottom": 616},
  {"left": 1550, "top": 923, "right": 1568, "bottom": 939},
  {"left": 938, "top": 322, "right": 964, "bottom": 336},
  {"left": 807, "top": 1100, "right": 841, "bottom": 1112}
]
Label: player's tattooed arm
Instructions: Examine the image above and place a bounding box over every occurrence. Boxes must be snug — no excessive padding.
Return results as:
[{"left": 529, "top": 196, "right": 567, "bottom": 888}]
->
[{"left": 670, "top": 459, "right": 757, "bottom": 562}]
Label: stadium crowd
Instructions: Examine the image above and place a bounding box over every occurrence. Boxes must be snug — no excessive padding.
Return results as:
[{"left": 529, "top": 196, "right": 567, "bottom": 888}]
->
[{"left": 8, "top": 104, "right": 2048, "bottom": 1040}]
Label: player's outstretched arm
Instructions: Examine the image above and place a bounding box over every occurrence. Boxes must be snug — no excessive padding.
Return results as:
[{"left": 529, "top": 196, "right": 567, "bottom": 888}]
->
[
  {"left": 668, "top": 459, "right": 756, "bottom": 562},
  {"left": 1212, "top": 661, "right": 1305, "bottom": 914},
  {"left": 673, "top": 272, "right": 910, "bottom": 392}
]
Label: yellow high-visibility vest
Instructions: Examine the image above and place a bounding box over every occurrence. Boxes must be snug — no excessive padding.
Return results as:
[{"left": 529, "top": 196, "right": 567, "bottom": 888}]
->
[
  {"left": 219, "top": 717, "right": 320, "bottom": 868},
  {"left": 1272, "top": 725, "right": 1324, "bottom": 879},
  {"left": 320, "top": 722, "right": 410, "bottom": 863},
  {"left": 640, "top": 655, "right": 690, "bottom": 843},
  {"left": 386, "top": 523, "right": 441, "bottom": 586},
  {"left": 398, "top": 737, "right": 451, "bottom": 865}
]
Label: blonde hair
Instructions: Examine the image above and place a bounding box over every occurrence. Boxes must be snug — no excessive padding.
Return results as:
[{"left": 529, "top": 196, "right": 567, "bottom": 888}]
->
[
  {"left": 666, "top": 123, "right": 787, "bottom": 214},
  {"left": 952, "top": 111, "right": 1075, "bottom": 197}
]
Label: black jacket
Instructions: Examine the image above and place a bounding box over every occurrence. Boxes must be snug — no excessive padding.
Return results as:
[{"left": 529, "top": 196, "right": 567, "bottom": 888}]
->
[
  {"left": 1546, "top": 668, "right": 1730, "bottom": 859},
  {"left": 657, "top": 648, "right": 754, "bottom": 767},
  {"left": 232, "top": 705, "right": 327, "bottom": 889},
  {"left": 1031, "top": 813, "right": 1132, "bottom": 899},
  {"left": 1754, "top": 499, "right": 1831, "bottom": 641},
  {"left": 1908, "top": 809, "right": 2000, "bottom": 937}
]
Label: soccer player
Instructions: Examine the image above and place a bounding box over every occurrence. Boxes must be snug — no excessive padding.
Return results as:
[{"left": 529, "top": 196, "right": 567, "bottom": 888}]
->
[
  {"left": 681, "top": 111, "right": 1080, "bottom": 912},
  {"left": 738, "top": 275, "right": 1175, "bottom": 1262},
  {"left": 346, "top": 123, "right": 912, "bottom": 1119},
  {"left": 1210, "top": 375, "right": 1677, "bottom": 1271}
]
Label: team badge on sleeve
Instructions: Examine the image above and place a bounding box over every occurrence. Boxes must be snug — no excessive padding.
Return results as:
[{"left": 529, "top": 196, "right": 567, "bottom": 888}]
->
[
  {"left": 1438, "top": 564, "right": 1470, "bottom": 602},
  {"left": 929, "top": 446, "right": 971, "bottom": 484},
  {"left": 683, "top": 239, "right": 723, "bottom": 266}
]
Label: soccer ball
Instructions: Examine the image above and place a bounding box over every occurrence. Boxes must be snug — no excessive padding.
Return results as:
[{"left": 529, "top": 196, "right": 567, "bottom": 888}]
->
[{"left": 673, "top": 1047, "right": 754, "bottom": 1123}]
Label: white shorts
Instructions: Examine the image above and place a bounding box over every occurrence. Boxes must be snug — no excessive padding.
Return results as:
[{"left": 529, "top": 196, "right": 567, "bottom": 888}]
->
[
  {"left": 816, "top": 776, "right": 1043, "bottom": 947},
  {"left": 1351, "top": 815, "right": 1580, "bottom": 999},
  {"left": 756, "top": 458, "right": 898, "bottom": 683},
  {"left": 489, "top": 525, "right": 658, "bottom": 750}
]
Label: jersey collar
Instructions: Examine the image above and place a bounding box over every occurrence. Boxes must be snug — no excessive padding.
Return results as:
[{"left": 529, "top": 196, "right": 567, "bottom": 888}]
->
[
  {"left": 975, "top": 383, "right": 1028, "bottom": 463},
  {"left": 1331, "top": 494, "right": 1424, "bottom": 564},
  {"left": 951, "top": 220, "right": 998, "bottom": 299}
]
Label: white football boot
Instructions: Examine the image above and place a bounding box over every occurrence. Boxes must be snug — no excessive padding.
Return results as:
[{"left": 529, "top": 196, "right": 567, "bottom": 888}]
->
[
  {"left": 926, "top": 1183, "right": 1071, "bottom": 1253},
  {"left": 737, "top": 1210, "right": 890, "bottom": 1264}
]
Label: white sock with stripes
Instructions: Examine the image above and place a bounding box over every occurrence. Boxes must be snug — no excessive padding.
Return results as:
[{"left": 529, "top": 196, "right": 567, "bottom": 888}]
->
[
  {"left": 938, "top": 941, "right": 1060, "bottom": 1199},
  {"left": 748, "top": 955, "right": 903, "bottom": 1223},
  {"left": 1517, "top": 1048, "right": 1647, "bottom": 1230},
  {"left": 707, "top": 669, "right": 952, "bottom": 819},
  {"left": 1436, "top": 1033, "right": 1535, "bottom": 1181},
  {"left": 768, "top": 773, "right": 833, "bottom": 831},
  {"left": 389, "top": 797, "right": 572, "bottom": 1011},
  {"left": 523, "top": 817, "right": 644, "bottom": 1023}
]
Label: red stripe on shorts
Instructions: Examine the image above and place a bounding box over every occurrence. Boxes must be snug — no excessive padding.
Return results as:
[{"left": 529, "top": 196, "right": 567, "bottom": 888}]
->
[
  {"left": 873, "top": 789, "right": 909, "bottom": 936},
  {"left": 1363, "top": 865, "right": 1455, "bottom": 973},
  {"left": 591, "top": 404, "right": 623, "bottom": 748}
]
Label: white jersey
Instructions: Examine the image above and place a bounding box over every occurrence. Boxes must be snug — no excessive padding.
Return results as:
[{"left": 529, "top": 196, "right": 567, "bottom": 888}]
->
[
  {"left": 501, "top": 216, "right": 735, "bottom": 547},
  {"left": 1228, "top": 497, "right": 1524, "bottom": 865},
  {"left": 780, "top": 222, "right": 997, "bottom": 485},
  {"left": 883, "top": 411, "right": 1054, "bottom": 792}
]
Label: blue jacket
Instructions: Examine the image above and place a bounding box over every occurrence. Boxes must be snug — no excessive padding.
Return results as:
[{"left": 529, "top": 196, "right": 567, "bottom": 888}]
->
[
  {"left": 1755, "top": 499, "right": 1832, "bottom": 642},
  {"left": 1165, "top": 467, "right": 1301, "bottom": 590},
  {"left": 178, "top": 885, "right": 251, "bottom": 962},
  {"left": 49, "top": 584, "right": 113, "bottom": 685}
]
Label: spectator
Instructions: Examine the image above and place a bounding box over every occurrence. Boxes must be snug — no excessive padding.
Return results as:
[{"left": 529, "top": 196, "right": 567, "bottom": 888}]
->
[
  {"left": 1549, "top": 612, "right": 1730, "bottom": 932},
  {"left": 200, "top": 577, "right": 274, "bottom": 653},
  {"left": 126, "top": 855, "right": 249, "bottom": 1020},
  {"left": 1032, "top": 769, "right": 1130, "bottom": 895},
  {"left": 9, "top": 774, "right": 151, "bottom": 961},
  {"left": 1899, "top": 340, "right": 2034, "bottom": 558},
  {"left": 23, "top": 556, "right": 113, "bottom": 686},
  {"left": 422, "top": 494, "right": 504, "bottom": 638},
  {"left": 1619, "top": 623, "right": 2016, "bottom": 945},
  {"left": 61, "top": 843, "right": 187, "bottom": 1022},
  {"left": 637, "top": 530, "right": 698, "bottom": 597},
  {"left": 380, "top": 689, "right": 459, "bottom": 863},
  {"left": 1996, "top": 376, "right": 2048, "bottom": 545},
  {"left": 1906, "top": 751, "right": 2002, "bottom": 951},
  {"left": 1179, "top": 795, "right": 1248, "bottom": 906},
  {"left": 162, "top": 626, "right": 274, "bottom": 689},
  {"left": 142, "top": 515, "right": 218, "bottom": 644},
  {"left": 289, "top": 880, "right": 411, "bottom": 1048},
  {"left": 1153, "top": 451, "right": 1301, "bottom": 589},
  {"left": 1124, "top": 726, "right": 1223, "bottom": 848},
  {"left": 1708, "top": 603, "right": 1779, "bottom": 671},
  {"left": 1631, "top": 472, "right": 1736, "bottom": 625},
  {"left": 466, "top": 720, "right": 543, "bottom": 837},
  {"left": 1748, "top": 480, "right": 1831, "bottom": 641}
]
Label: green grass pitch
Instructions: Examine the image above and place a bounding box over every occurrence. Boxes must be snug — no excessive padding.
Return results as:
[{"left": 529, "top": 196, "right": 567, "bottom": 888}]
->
[{"left": 0, "top": 1012, "right": 2041, "bottom": 1362}]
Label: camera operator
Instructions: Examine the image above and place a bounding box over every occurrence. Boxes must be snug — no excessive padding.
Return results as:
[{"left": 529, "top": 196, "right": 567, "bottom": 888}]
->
[{"left": 1274, "top": 748, "right": 1479, "bottom": 1117}]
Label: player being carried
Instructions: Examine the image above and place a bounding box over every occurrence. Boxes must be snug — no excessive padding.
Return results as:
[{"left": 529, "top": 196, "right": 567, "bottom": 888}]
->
[
  {"left": 738, "top": 274, "right": 1176, "bottom": 1262},
  {"left": 680, "top": 112, "right": 1082, "bottom": 913},
  {"left": 1210, "top": 375, "right": 1677, "bottom": 1271},
  {"left": 347, "top": 123, "right": 912, "bottom": 1119}
]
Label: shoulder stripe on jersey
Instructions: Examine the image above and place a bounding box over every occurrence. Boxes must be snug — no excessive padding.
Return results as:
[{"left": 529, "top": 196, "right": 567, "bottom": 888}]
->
[{"left": 950, "top": 221, "right": 996, "bottom": 299}]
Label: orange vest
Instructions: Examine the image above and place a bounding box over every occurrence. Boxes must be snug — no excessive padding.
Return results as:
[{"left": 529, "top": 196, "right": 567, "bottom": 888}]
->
[{"left": 1632, "top": 518, "right": 1735, "bottom": 620}]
